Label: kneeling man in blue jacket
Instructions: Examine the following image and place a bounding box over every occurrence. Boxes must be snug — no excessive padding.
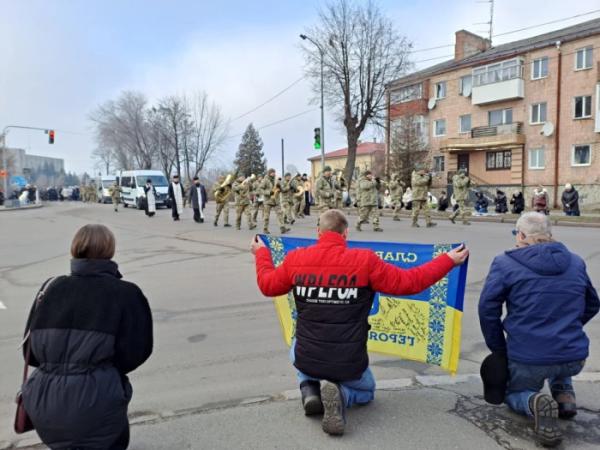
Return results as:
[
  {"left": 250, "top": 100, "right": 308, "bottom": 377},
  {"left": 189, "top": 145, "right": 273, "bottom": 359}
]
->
[{"left": 479, "top": 212, "right": 599, "bottom": 447}]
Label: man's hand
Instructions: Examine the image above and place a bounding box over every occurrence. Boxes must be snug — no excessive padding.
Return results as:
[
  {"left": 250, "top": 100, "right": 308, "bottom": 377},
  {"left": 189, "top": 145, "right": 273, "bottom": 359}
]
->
[
  {"left": 447, "top": 244, "right": 469, "bottom": 266},
  {"left": 251, "top": 235, "right": 266, "bottom": 255}
]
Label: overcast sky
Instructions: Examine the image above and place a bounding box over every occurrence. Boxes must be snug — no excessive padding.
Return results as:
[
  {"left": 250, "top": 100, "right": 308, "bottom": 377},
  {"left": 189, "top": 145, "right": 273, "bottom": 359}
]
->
[{"left": 1, "top": 0, "right": 599, "bottom": 175}]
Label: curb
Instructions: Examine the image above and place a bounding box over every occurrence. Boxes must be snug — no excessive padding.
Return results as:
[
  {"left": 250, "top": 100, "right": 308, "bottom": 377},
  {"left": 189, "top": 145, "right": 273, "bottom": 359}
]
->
[
  {"left": 0, "top": 204, "right": 43, "bottom": 212},
  {"left": 7, "top": 371, "right": 600, "bottom": 449}
]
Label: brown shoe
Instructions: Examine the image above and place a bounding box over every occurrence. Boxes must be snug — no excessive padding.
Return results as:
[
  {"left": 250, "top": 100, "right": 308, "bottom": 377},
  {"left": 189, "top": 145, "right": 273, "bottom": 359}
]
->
[{"left": 551, "top": 386, "right": 577, "bottom": 419}]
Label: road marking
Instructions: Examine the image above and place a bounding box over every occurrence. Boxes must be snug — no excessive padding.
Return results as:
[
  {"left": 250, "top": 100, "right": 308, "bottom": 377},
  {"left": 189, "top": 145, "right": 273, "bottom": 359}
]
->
[{"left": 0, "top": 301, "right": 6, "bottom": 310}]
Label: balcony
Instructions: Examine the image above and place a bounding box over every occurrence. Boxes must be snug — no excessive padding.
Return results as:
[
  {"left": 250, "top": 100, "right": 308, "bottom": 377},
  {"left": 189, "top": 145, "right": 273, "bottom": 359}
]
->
[
  {"left": 440, "top": 122, "right": 525, "bottom": 152},
  {"left": 471, "top": 58, "right": 525, "bottom": 105}
]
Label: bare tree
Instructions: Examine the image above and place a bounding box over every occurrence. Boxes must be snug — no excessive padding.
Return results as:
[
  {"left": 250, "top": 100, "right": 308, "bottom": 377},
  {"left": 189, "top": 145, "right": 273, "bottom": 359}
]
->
[
  {"left": 92, "top": 146, "right": 113, "bottom": 175},
  {"left": 302, "top": 0, "right": 412, "bottom": 186},
  {"left": 157, "top": 96, "right": 187, "bottom": 177},
  {"left": 183, "top": 92, "right": 227, "bottom": 180},
  {"left": 388, "top": 115, "right": 429, "bottom": 187},
  {"left": 89, "top": 91, "right": 154, "bottom": 170}
]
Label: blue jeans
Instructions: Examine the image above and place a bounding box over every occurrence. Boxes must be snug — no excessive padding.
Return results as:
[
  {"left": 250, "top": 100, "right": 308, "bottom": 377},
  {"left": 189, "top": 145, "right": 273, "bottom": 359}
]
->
[
  {"left": 290, "top": 340, "right": 376, "bottom": 408},
  {"left": 505, "top": 360, "right": 585, "bottom": 417}
]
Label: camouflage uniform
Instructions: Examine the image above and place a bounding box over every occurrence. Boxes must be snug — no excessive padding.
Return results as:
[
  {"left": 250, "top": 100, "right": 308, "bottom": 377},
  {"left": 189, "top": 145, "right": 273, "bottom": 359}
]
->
[
  {"left": 450, "top": 171, "right": 471, "bottom": 225},
  {"left": 334, "top": 173, "right": 347, "bottom": 209},
  {"left": 356, "top": 173, "right": 382, "bottom": 232},
  {"left": 88, "top": 184, "right": 98, "bottom": 203},
  {"left": 411, "top": 170, "right": 435, "bottom": 227},
  {"left": 316, "top": 169, "right": 337, "bottom": 212},
  {"left": 389, "top": 176, "right": 404, "bottom": 220},
  {"left": 232, "top": 177, "right": 256, "bottom": 230},
  {"left": 108, "top": 183, "right": 122, "bottom": 212},
  {"left": 212, "top": 177, "right": 231, "bottom": 227},
  {"left": 280, "top": 174, "right": 295, "bottom": 224},
  {"left": 292, "top": 175, "right": 305, "bottom": 218},
  {"left": 259, "top": 171, "right": 288, "bottom": 234},
  {"left": 252, "top": 177, "right": 264, "bottom": 223}
]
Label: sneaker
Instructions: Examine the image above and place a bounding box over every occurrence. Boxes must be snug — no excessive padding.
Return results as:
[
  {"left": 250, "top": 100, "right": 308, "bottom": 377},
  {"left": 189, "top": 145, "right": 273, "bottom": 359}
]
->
[
  {"left": 300, "top": 381, "right": 323, "bottom": 416},
  {"left": 426, "top": 222, "right": 437, "bottom": 228},
  {"left": 551, "top": 385, "right": 577, "bottom": 419},
  {"left": 529, "top": 393, "right": 562, "bottom": 447},
  {"left": 321, "top": 383, "right": 346, "bottom": 436}
]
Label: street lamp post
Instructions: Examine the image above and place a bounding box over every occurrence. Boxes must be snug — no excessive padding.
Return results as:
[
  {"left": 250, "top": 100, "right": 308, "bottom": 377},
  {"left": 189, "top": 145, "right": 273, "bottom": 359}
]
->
[{"left": 300, "top": 34, "right": 325, "bottom": 170}]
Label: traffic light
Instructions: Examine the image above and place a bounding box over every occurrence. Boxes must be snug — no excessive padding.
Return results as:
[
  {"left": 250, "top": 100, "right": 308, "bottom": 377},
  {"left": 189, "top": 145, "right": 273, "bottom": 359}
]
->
[
  {"left": 48, "top": 130, "right": 55, "bottom": 144},
  {"left": 314, "top": 127, "right": 321, "bottom": 150}
]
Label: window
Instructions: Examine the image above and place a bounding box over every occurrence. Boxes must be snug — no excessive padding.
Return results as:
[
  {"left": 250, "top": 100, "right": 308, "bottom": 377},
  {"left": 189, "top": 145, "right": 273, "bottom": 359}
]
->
[
  {"left": 434, "top": 81, "right": 447, "bottom": 99},
  {"left": 572, "top": 145, "right": 591, "bottom": 166},
  {"left": 459, "top": 114, "right": 472, "bottom": 133},
  {"left": 575, "top": 46, "right": 593, "bottom": 70},
  {"left": 488, "top": 108, "right": 513, "bottom": 126},
  {"left": 486, "top": 150, "right": 512, "bottom": 170},
  {"left": 390, "top": 83, "right": 423, "bottom": 103},
  {"left": 531, "top": 57, "right": 549, "bottom": 79},
  {"left": 433, "top": 119, "right": 446, "bottom": 137},
  {"left": 472, "top": 58, "right": 524, "bottom": 87},
  {"left": 574, "top": 96, "right": 592, "bottom": 119},
  {"left": 433, "top": 156, "right": 445, "bottom": 172},
  {"left": 528, "top": 148, "right": 545, "bottom": 169},
  {"left": 530, "top": 102, "right": 547, "bottom": 124},
  {"left": 459, "top": 75, "right": 472, "bottom": 96}
]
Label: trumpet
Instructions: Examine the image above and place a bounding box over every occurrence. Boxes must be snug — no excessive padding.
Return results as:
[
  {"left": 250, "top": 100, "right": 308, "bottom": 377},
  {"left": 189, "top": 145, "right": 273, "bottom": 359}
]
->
[{"left": 241, "top": 174, "right": 256, "bottom": 185}]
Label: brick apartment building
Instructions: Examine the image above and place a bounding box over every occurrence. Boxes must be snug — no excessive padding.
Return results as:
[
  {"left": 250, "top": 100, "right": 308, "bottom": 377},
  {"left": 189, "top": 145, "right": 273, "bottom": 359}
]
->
[{"left": 386, "top": 18, "right": 600, "bottom": 209}]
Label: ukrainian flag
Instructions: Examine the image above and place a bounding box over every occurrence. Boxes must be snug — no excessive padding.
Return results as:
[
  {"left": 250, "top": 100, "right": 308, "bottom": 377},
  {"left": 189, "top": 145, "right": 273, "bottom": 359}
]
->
[{"left": 260, "top": 235, "right": 468, "bottom": 374}]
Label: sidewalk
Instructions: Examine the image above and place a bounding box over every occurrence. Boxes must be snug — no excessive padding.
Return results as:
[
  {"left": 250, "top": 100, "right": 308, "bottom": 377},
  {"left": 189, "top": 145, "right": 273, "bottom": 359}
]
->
[{"left": 7, "top": 373, "right": 600, "bottom": 450}]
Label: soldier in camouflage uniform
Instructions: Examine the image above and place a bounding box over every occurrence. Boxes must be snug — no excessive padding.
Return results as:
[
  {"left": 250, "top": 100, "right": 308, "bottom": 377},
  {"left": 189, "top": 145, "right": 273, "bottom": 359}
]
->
[
  {"left": 411, "top": 166, "right": 436, "bottom": 228},
  {"left": 316, "top": 166, "right": 337, "bottom": 212},
  {"left": 108, "top": 182, "right": 122, "bottom": 212},
  {"left": 212, "top": 176, "right": 232, "bottom": 227},
  {"left": 292, "top": 173, "right": 305, "bottom": 218},
  {"left": 89, "top": 183, "right": 98, "bottom": 203},
  {"left": 280, "top": 172, "right": 296, "bottom": 225},
  {"left": 389, "top": 174, "right": 404, "bottom": 221},
  {"left": 356, "top": 170, "right": 383, "bottom": 232},
  {"left": 449, "top": 169, "right": 471, "bottom": 225},
  {"left": 259, "top": 168, "right": 290, "bottom": 235},
  {"left": 232, "top": 175, "right": 256, "bottom": 230},
  {"left": 252, "top": 175, "right": 264, "bottom": 223}
]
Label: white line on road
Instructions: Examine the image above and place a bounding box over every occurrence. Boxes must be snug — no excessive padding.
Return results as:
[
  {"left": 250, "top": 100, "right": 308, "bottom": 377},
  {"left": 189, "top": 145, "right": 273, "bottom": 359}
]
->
[{"left": 0, "top": 301, "right": 6, "bottom": 310}]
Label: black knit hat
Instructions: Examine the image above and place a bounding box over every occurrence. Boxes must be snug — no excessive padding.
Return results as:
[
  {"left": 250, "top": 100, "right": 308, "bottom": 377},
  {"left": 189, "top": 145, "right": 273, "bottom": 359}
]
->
[{"left": 480, "top": 352, "right": 509, "bottom": 405}]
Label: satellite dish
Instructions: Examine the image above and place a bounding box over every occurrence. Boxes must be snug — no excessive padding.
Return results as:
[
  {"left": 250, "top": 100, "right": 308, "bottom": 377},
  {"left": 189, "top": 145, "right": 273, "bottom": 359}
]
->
[
  {"left": 463, "top": 84, "right": 472, "bottom": 97},
  {"left": 427, "top": 98, "right": 437, "bottom": 110},
  {"left": 541, "top": 122, "right": 555, "bottom": 137}
]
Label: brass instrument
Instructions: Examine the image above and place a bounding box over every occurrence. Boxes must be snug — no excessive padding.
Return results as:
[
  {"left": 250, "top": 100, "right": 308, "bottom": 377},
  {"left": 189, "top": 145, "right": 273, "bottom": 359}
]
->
[
  {"left": 220, "top": 173, "right": 234, "bottom": 189},
  {"left": 294, "top": 184, "right": 305, "bottom": 198},
  {"left": 241, "top": 174, "right": 256, "bottom": 185}
]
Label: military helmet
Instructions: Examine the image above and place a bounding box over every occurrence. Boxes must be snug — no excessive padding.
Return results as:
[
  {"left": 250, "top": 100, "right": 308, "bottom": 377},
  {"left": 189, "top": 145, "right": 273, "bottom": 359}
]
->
[
  {"left": 323, "top": 166, "right": 332, "bottom": 173},
  {"left": 284, "top": 172, "right": 291, "bottom": 177}
]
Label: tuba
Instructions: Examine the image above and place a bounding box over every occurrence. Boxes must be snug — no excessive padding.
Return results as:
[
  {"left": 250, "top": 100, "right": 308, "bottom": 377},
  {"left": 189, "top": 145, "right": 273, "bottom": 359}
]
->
[
  {"left": 220, "top": 173, "right": 234, "bottom": 188},
  {"left": 242, "top": 174, "right": 256, "bottom": 185}
]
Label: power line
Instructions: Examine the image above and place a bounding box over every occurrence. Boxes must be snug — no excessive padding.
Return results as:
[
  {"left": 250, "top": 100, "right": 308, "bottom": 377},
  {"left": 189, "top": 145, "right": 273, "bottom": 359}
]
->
[
  {"left": 408, "top": 8, "right": 600, "bottom": 54},
  {"left": 226, "top": 108, "right": 318, "bottom": 140},
  {"left": 230, "top": 75, "right": 307, "bottom": 122}
]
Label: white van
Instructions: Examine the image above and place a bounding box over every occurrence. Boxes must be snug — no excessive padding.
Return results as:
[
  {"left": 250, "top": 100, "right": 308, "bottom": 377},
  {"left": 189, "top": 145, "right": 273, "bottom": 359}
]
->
[
  {"left": 97, "top": 175, "right": 117, "bottom": 203},
  {"left": 118, "top": 170, "right": 170, "bottom": 209}
]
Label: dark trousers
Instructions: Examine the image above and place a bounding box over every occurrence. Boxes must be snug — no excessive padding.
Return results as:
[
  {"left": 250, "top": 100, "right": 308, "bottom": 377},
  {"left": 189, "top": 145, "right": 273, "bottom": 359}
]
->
[
  {"left": 171, "top": 204, "right": 179, "bottom": 220},
  {"left": 303, "top": 192, "right": 311, "bottom": 216},
  {"left": 193, "top": 208, "right": 204, "bottom": 223}
]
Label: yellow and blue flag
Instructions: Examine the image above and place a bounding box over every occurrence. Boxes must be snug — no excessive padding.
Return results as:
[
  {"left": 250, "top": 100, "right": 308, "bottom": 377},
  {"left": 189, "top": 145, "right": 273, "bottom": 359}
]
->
[{"left": 260, "top": 235, "right": 468, "bottom": 374}]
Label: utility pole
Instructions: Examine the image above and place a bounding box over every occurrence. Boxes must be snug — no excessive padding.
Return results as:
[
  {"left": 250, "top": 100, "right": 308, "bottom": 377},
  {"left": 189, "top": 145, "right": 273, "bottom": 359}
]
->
[{"left": 281, "top": 138, "right": 285, "bottom": 175}]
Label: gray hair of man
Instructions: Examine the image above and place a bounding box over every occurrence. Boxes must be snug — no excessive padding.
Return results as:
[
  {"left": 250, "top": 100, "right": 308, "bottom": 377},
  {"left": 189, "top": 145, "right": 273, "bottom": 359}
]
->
[{"left": 515, "top": 212, "right": 553, "bottom": 245}]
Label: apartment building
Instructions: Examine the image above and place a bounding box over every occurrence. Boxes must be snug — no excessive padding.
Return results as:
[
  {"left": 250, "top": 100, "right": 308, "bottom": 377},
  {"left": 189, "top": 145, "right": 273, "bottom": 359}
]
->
[{"left": 386, "top": 18, "right": 600, "bottom": 208}]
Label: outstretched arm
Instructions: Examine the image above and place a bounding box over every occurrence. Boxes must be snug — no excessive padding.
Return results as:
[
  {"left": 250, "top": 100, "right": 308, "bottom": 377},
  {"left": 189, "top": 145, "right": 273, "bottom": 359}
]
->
[{"left": 253, "top": 239, "right": 293, "bottom": 297}]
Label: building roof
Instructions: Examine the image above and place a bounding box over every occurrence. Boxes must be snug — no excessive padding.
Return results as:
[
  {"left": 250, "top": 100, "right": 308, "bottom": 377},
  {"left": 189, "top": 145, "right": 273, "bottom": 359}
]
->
[
  {"left": 307, "top": 142, "right": 385, "bottom": 161},
  {"left": 388, "top": 17, "right": 600, "bottom": 88}
]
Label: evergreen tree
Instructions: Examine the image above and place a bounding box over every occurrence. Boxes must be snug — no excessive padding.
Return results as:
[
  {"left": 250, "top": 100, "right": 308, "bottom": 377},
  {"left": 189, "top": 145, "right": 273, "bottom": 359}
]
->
[{"left": 234, "top": 123, "right": 266, "bottom": 177}]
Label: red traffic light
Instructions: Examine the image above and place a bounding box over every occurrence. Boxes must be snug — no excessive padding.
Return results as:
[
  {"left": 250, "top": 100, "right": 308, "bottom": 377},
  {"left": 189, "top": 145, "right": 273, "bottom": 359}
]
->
[{"left": 48, "top": 129, "right": 55, "bottom": 144}]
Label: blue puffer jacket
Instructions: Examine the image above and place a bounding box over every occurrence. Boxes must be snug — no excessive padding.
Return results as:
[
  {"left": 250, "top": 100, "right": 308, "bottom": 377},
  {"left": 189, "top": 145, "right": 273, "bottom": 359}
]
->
[{"left": 479, "top": 242, "right": 599, "bottom": 365}]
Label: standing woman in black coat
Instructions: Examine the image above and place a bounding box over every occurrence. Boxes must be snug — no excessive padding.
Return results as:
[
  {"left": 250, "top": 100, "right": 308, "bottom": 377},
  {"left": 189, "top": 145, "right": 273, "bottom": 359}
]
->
[{"left": 21, "top": 224, "right": 153, "bottom": 450}]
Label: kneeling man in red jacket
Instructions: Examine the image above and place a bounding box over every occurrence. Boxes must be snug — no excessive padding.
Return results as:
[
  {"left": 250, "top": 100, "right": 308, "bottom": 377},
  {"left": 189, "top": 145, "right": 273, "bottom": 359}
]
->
[{"left": 252, "top": 209, "right": 468, "bottom": 435}]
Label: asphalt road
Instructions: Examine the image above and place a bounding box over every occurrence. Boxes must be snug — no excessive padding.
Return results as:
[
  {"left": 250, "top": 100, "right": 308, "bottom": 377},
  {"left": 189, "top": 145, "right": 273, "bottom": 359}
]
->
[{"left": 1, "top": 202, "right": 599, "bottom": 449}]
